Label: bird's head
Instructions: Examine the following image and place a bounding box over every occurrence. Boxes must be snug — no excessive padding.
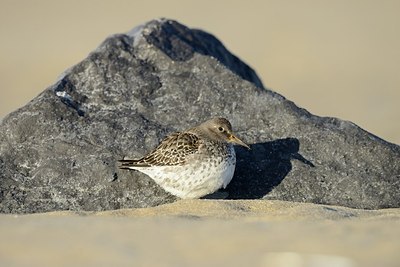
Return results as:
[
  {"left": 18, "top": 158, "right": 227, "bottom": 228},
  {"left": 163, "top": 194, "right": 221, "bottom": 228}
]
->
[{"left": 200, "top": 117, "right": 250, "bottom": 149}]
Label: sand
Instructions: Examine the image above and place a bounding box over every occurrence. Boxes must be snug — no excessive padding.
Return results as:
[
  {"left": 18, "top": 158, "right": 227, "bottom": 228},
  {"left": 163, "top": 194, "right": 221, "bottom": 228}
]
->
[{"left": 1, "top": 200, "right": 399, "bottom": 267}]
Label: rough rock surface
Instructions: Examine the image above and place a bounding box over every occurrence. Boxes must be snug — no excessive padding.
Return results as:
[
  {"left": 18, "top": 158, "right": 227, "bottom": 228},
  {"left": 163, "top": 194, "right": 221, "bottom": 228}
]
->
[{"left": 0, "top": 19, "right": 399, "bottom": 213}]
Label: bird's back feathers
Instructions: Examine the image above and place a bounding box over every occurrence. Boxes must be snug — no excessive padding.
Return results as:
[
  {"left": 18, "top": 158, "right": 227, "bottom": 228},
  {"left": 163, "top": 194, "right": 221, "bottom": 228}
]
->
[{"left": 119, "top": 132, "right": 202, "bottom": 168}]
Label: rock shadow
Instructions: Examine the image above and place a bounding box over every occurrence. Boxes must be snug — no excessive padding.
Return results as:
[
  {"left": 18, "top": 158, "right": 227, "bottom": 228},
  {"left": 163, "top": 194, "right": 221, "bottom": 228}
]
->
[{"left": 225, "top": 138, "right": 314, "bottom": 199}]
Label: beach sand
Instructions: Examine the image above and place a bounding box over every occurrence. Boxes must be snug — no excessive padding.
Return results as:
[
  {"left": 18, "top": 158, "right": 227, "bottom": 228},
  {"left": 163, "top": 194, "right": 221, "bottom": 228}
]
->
[{"left": 1, "top": 200, "right": 399, "bottom": 267}]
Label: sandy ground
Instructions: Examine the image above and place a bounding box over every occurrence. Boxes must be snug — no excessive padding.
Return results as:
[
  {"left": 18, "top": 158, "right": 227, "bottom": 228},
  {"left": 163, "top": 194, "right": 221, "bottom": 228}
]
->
[
  {"left": 1, "top": 200, "right": 399, "bottom": 267},
  {"left": 1, "top": 1, "right": 400, "bottom": 144}
]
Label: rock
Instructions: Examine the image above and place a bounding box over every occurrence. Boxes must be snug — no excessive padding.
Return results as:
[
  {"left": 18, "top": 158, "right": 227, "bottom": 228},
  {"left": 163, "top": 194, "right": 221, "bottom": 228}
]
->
[{"left": 0, "top": 18, "right": 399, "bottom": 213}]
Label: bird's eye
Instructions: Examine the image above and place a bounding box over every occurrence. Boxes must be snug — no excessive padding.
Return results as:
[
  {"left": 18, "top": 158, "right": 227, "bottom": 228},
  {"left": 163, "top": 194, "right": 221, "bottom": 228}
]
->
[{"left": 218, "top": 127, "right": 224, "bottom": 132}]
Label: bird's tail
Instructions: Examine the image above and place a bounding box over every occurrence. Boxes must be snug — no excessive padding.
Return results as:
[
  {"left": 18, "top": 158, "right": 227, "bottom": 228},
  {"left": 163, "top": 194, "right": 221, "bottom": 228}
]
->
[{"left": 118, "top": 159, "right": 151, "bottom": 169}]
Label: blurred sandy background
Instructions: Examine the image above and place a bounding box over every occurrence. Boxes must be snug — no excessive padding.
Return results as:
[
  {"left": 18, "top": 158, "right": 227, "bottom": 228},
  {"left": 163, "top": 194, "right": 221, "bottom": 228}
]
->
[{"left": 0, "top": 0, "right": 399, "bottom": 146}]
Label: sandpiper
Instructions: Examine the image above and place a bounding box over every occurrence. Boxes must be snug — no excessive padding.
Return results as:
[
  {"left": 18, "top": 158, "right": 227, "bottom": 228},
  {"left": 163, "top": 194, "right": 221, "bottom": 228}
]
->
[{"left": 119, "top": 117, "right": 249, "bottom": 199}]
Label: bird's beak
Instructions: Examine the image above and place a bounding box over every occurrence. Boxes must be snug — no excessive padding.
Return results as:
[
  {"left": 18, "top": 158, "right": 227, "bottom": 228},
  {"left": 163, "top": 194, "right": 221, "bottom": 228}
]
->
[{"left": 229, "top": 134, "right": 251, "bottom": 149}]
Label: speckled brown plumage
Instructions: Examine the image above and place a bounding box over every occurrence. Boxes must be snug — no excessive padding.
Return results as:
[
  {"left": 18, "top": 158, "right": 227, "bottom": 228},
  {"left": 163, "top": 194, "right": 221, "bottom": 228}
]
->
[{"left": 119, "top": 132, "right": 202, "bottom": 167}]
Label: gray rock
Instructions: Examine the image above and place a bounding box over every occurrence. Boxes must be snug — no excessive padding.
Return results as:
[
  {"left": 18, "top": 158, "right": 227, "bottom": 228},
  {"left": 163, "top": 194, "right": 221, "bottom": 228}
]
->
[{"left": 0, "top": 18, "right": 399, "bottom": 213}]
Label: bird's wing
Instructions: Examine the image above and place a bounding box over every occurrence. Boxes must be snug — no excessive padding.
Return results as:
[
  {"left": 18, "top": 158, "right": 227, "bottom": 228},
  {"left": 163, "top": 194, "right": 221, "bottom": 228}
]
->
[{"left": 119, "top": 132, "right": 202, "bottom": 168}]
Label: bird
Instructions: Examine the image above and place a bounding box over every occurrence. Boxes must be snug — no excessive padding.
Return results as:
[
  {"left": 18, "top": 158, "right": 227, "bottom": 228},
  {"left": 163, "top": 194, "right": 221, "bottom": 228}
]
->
[{"left": 118, "top": 117, "right": 250, "bottom": 199}]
